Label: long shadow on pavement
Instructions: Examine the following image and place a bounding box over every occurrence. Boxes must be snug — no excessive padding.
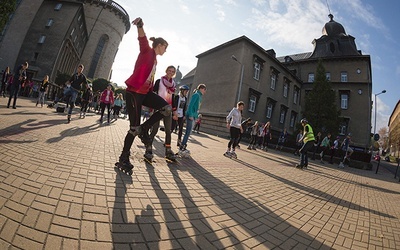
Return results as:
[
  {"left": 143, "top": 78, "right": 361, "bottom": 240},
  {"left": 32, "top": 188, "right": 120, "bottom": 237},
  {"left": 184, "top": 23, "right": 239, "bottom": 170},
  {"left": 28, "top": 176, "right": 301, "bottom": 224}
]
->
[
  {"left": 180, "top": 158, "right": 329, "bottom": 249},
  {"left": 231, "top": 157, "right": 396, "bottom": 219},
  {"left": 46, "top": 123, "right": 100, "bottom": 143},
  {"left": 245, "top": 149, "right": 400, "bottom": 195},
  {"left": 111, "top": 167, "right": 142, "bottom": 249}
]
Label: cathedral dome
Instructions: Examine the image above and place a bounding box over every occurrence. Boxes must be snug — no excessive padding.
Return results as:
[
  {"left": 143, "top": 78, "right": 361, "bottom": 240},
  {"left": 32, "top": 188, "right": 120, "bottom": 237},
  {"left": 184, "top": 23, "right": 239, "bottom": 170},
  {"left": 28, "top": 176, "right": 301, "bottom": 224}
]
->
[{"left": 322, "top": 14, "right": 346, "bottom": 37}]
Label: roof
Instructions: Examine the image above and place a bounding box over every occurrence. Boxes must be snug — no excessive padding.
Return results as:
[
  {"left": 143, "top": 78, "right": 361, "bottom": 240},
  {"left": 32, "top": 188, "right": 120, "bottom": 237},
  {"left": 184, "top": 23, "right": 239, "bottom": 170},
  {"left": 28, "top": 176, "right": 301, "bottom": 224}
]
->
[{"left": 276, "top": 52, "right": 312, "bottom": 63}]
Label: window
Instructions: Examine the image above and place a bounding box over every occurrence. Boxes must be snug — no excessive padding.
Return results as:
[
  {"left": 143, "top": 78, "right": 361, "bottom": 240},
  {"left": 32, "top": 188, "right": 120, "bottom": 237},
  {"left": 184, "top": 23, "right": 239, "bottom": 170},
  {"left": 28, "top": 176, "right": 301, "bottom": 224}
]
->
[
  {"left": 38, "top": 35, "right": 46, "bottom": 44},
  {"left": 308, "top": 73, "right": 314, "bottom": 82},
  {"left": 341, "top": 72, "right": 348, "bottom": 82},
  {"left": 290, "top": 112, "right": 297, "bottom": 128},
  {"left": 54, "top": 3, "right": 62, "bottom": 11},
  {"left": 293, "top": 87, "right": 300, "bottom": 104},
  {"left": 70, "top": 28, "right": 75, "bottom": 37},
  {"left": 46, "top": 18, "right": 54, "bottom": 27},
  {"left": 279, "top": 108, "right": 286, "bottom": 124},
  {"left": 283, "top": 83, "right": 288, "bottom": 98},
  {"left": 253, "top": 62, "right": 261, "bottom": 80},
  {"left": 270, "top": 74, "right": 276, "bottom": 90},
  {"left": 249, "top": 95, "right": 256, "bottom": 112},
  {"left": 326, "top": 72, "right": 331, "bottom": 81},
  {"left": 78, "top": 14, "right": 82, "bottom": 21},
  {"left": 341, "top": 94, "right": 348, "bottom": 109},
  {"left": 266, "top": 103, "right": 273, "bottom": 118}
]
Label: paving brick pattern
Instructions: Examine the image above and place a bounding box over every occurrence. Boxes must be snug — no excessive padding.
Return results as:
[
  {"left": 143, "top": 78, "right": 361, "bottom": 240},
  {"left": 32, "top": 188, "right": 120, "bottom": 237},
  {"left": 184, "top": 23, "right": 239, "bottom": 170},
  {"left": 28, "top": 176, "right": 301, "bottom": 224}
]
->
[{"left": 0, "top": 98, "right": 400, "bottom": 249}]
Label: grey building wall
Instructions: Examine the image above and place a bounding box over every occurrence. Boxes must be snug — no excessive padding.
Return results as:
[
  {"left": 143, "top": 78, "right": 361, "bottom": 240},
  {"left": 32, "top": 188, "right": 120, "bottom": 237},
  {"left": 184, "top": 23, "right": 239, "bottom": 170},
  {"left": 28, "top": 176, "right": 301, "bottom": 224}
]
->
[
  {"left": 0, "top": 0, "right": 129, "bottom": 82},
  {"left": 14, "top": 0, "right": 87, "bottom": 80},
  {"left": 193, "top": 36, "right": 303, "bottom": 138},
  {"left": 0, "top": 0, "right": 42, "bottom": 72},
  {"left": 80, "top": 0, "right": 130, "bottom": 80}
]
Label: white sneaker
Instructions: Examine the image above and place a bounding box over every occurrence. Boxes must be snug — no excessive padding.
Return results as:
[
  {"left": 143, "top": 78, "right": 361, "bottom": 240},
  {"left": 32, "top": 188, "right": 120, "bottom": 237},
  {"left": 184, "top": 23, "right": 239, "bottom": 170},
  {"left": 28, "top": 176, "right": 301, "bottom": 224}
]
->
[{"left": 338, "top": 162, "right": 344, "bottom": 168}]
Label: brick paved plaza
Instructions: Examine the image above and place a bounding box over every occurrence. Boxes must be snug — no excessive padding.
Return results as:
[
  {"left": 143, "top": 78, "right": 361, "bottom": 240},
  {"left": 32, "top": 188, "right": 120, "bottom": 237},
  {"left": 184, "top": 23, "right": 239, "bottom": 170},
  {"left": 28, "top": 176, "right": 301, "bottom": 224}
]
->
[{"left": 1, "top": 97, "right": 399, "bottom": 249}]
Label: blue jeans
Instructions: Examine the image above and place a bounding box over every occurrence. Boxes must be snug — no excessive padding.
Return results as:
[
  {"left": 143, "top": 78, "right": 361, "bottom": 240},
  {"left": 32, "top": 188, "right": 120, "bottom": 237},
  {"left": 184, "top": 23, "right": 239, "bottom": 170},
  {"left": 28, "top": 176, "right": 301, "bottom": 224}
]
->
[
  {"left": 181, "top": 117, "right": 194, "bottom": 149},
  {"left": 64, "top": 87, "right": 78, "bottom": 115}
]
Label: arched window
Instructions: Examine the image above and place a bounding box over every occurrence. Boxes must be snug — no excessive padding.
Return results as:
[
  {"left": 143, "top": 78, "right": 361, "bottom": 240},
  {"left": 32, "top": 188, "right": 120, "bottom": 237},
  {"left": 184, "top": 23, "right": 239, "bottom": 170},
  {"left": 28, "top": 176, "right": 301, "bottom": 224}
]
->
[{"left": 88, "top": 34, "right": 109, "bottom": 78}]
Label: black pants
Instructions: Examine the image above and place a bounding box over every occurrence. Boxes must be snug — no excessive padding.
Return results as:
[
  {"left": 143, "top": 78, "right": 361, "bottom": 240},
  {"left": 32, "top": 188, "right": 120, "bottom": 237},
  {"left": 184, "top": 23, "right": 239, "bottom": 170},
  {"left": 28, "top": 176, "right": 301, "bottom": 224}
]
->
[
  {"left": 113, "top": 105, "right": 122, "bottom": 116},
  {"left": 228, "top": 127, "right": 241, "bottom": 150},
  {"left": 7, "top": 84, "right": 20, "bottom": 108},
  {"left": 172, "top": 116, "right": 184, "bottom": 141},
  {"left": 122, "top": 91, "right": 168, "bottom": 154},
  {"left": 193, "top": 122, "right": 200, "bottom": 132},
  {"left": 150, "top": 114, "right": 172, "bottom": 146},
  {"left": 80, "top": 100, "right": 90, "bottom": 113},
  {"left": 100, "top": 102, "right": 111, "bottom": 121}
]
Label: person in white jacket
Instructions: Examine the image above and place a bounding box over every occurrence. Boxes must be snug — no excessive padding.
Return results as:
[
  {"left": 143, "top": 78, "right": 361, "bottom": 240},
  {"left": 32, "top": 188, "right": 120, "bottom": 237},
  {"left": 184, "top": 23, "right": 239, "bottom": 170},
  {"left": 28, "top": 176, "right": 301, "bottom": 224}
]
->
[{"left": 224, "top": 101, "right": 244, "bottom": 158}]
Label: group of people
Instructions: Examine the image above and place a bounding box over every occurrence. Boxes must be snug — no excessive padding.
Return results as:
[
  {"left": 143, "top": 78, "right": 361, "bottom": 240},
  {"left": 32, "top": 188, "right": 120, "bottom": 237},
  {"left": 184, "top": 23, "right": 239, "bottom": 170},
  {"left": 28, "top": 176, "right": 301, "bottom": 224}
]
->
[
  {"left": 295, "top": 119, "right": 353, "bottom": 169},
  {"left": 246, "top": 121, "right": 286, "bottom": 151},
  {"left": 114, "top": 17, "right": 207, "bottom": 173}
]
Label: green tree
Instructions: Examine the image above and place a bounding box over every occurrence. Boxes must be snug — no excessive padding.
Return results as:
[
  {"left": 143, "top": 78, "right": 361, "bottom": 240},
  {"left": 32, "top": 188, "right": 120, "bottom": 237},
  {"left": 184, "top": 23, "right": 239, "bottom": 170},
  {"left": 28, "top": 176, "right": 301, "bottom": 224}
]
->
[
  {"left": 303, "top": 60, "right": 341, "bottom": 136},
  {"left": 92, "top": 78, "right": 111, "bottom": 93},
  {"left": 54, "top": 73, "right": 71, "bottom": 87},
  {"left": 0, "top": 0, "right": 16, "bottom": 32}
]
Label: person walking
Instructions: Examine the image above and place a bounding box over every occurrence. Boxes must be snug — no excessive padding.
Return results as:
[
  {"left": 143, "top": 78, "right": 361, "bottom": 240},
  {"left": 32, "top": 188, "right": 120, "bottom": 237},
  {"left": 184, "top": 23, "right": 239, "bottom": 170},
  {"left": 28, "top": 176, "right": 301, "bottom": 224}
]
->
[
  {"left": 1, "top": 66, "right": 11, "bottom": 97},
  {"left": 247, "top": 121, "right": 259, "bottom": 150},
  {"left": 7, "top": 62, "right": 28, "bottom": 109},
  {"left": 275, "top": 128, "right": 288, "bottom": 150},
  {"left": 294, "top": 129, "right": 303, "bottom": 156},
  {"left": 178, "top": 84, "right": 207, "bottom": 157},
  {"left": 311, "top": 131, "right": 322, "bottom": 160},
  {"left": 172, "top": 85, "right": 189, "bottom": 147},
  {"left": 64, "top": 64, "right": 88, "bottom": 123},
  {"left": 79, "top": 83, "right": 93, "bottom": 118},
  {"left": 339, "top": 133, "right": 353, "bottom": 168},
  {"left": 296, "top": 118, "right": 315, "bottom": 169},
  {"left": 113, "top": 93, "right": 124, "bottom": 119},
  {"left": 193, "top": 114, "right": 202, "bottom": 134},
  {"left": 224, "top": 101, "right": 244, "bottom": 158},
  {"left": 256, "top": 123, "right": 265, "bottom": 149},
  {"left": 116, "top": 17, "right": 173, "bottom": 173},
  {"left": 262, "top": 121, "right": 272, "bottom": 151},
  {"left": 99, "top": 84, "right": 114, "bottom": 124},
  {"left": 36, "top": 75, "right": 49, "bottom": 107},
  {"left": 329, "top": 136, "right": 340, "bottom": 164},
  {"left": 319, "top": 133, "right": 331, "bottom": 164},
  {"left": 148, "top": 65, "right": 178, "bottom": 162}
]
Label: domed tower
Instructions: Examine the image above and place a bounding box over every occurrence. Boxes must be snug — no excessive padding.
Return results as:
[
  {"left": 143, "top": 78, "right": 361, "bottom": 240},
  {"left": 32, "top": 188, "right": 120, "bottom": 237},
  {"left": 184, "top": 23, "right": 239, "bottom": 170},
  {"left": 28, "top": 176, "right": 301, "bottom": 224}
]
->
[
  {"left": 311, "top": 14, "right": 360, "bottom": 58},
  {"left": 80, "top": 0, "right": 130, "bottom": 80}
]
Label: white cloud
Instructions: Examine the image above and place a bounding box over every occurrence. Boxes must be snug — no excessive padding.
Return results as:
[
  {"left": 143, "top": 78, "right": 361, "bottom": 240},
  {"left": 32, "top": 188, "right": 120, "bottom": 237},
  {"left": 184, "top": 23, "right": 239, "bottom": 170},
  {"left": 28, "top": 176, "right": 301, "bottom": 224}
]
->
[{"left": 245, "top": 0, "right": 326, "bottom": 52}]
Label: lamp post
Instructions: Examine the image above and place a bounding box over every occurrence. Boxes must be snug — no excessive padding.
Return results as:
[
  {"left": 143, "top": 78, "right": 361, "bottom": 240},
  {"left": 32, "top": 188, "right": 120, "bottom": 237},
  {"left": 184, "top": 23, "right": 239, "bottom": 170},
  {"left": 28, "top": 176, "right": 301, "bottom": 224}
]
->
[
  {"left": 231, "top": 55, "right": 244, "bottom": 103},
  {"left": 374, "top": 89, "right": 386, "bottom": 135}
]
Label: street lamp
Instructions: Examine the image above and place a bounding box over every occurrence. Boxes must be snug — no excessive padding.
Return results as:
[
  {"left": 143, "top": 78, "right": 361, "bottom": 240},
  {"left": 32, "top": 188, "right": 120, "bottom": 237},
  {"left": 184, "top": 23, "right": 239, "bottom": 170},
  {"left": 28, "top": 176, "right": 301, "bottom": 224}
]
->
[
  {"left": 231, "top": 55, "right": 244, "bottom": 103},
  {"left": 374, "top": 89, "right": 387, "bottom": 135}
]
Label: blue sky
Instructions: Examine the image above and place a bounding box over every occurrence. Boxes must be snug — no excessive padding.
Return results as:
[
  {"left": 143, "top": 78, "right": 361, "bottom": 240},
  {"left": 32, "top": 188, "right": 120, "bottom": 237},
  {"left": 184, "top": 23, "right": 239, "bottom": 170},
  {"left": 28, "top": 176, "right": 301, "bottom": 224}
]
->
[{"left": 110, "top": 0, "right": 400, "bottom": 134}]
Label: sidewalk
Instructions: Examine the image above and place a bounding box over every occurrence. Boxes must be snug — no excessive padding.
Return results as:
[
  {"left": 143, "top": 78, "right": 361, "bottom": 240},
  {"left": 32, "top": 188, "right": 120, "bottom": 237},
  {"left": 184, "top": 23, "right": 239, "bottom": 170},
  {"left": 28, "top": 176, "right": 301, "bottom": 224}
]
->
[{"left": 1, "top": 97, "right": 399, "bottom": 250}]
